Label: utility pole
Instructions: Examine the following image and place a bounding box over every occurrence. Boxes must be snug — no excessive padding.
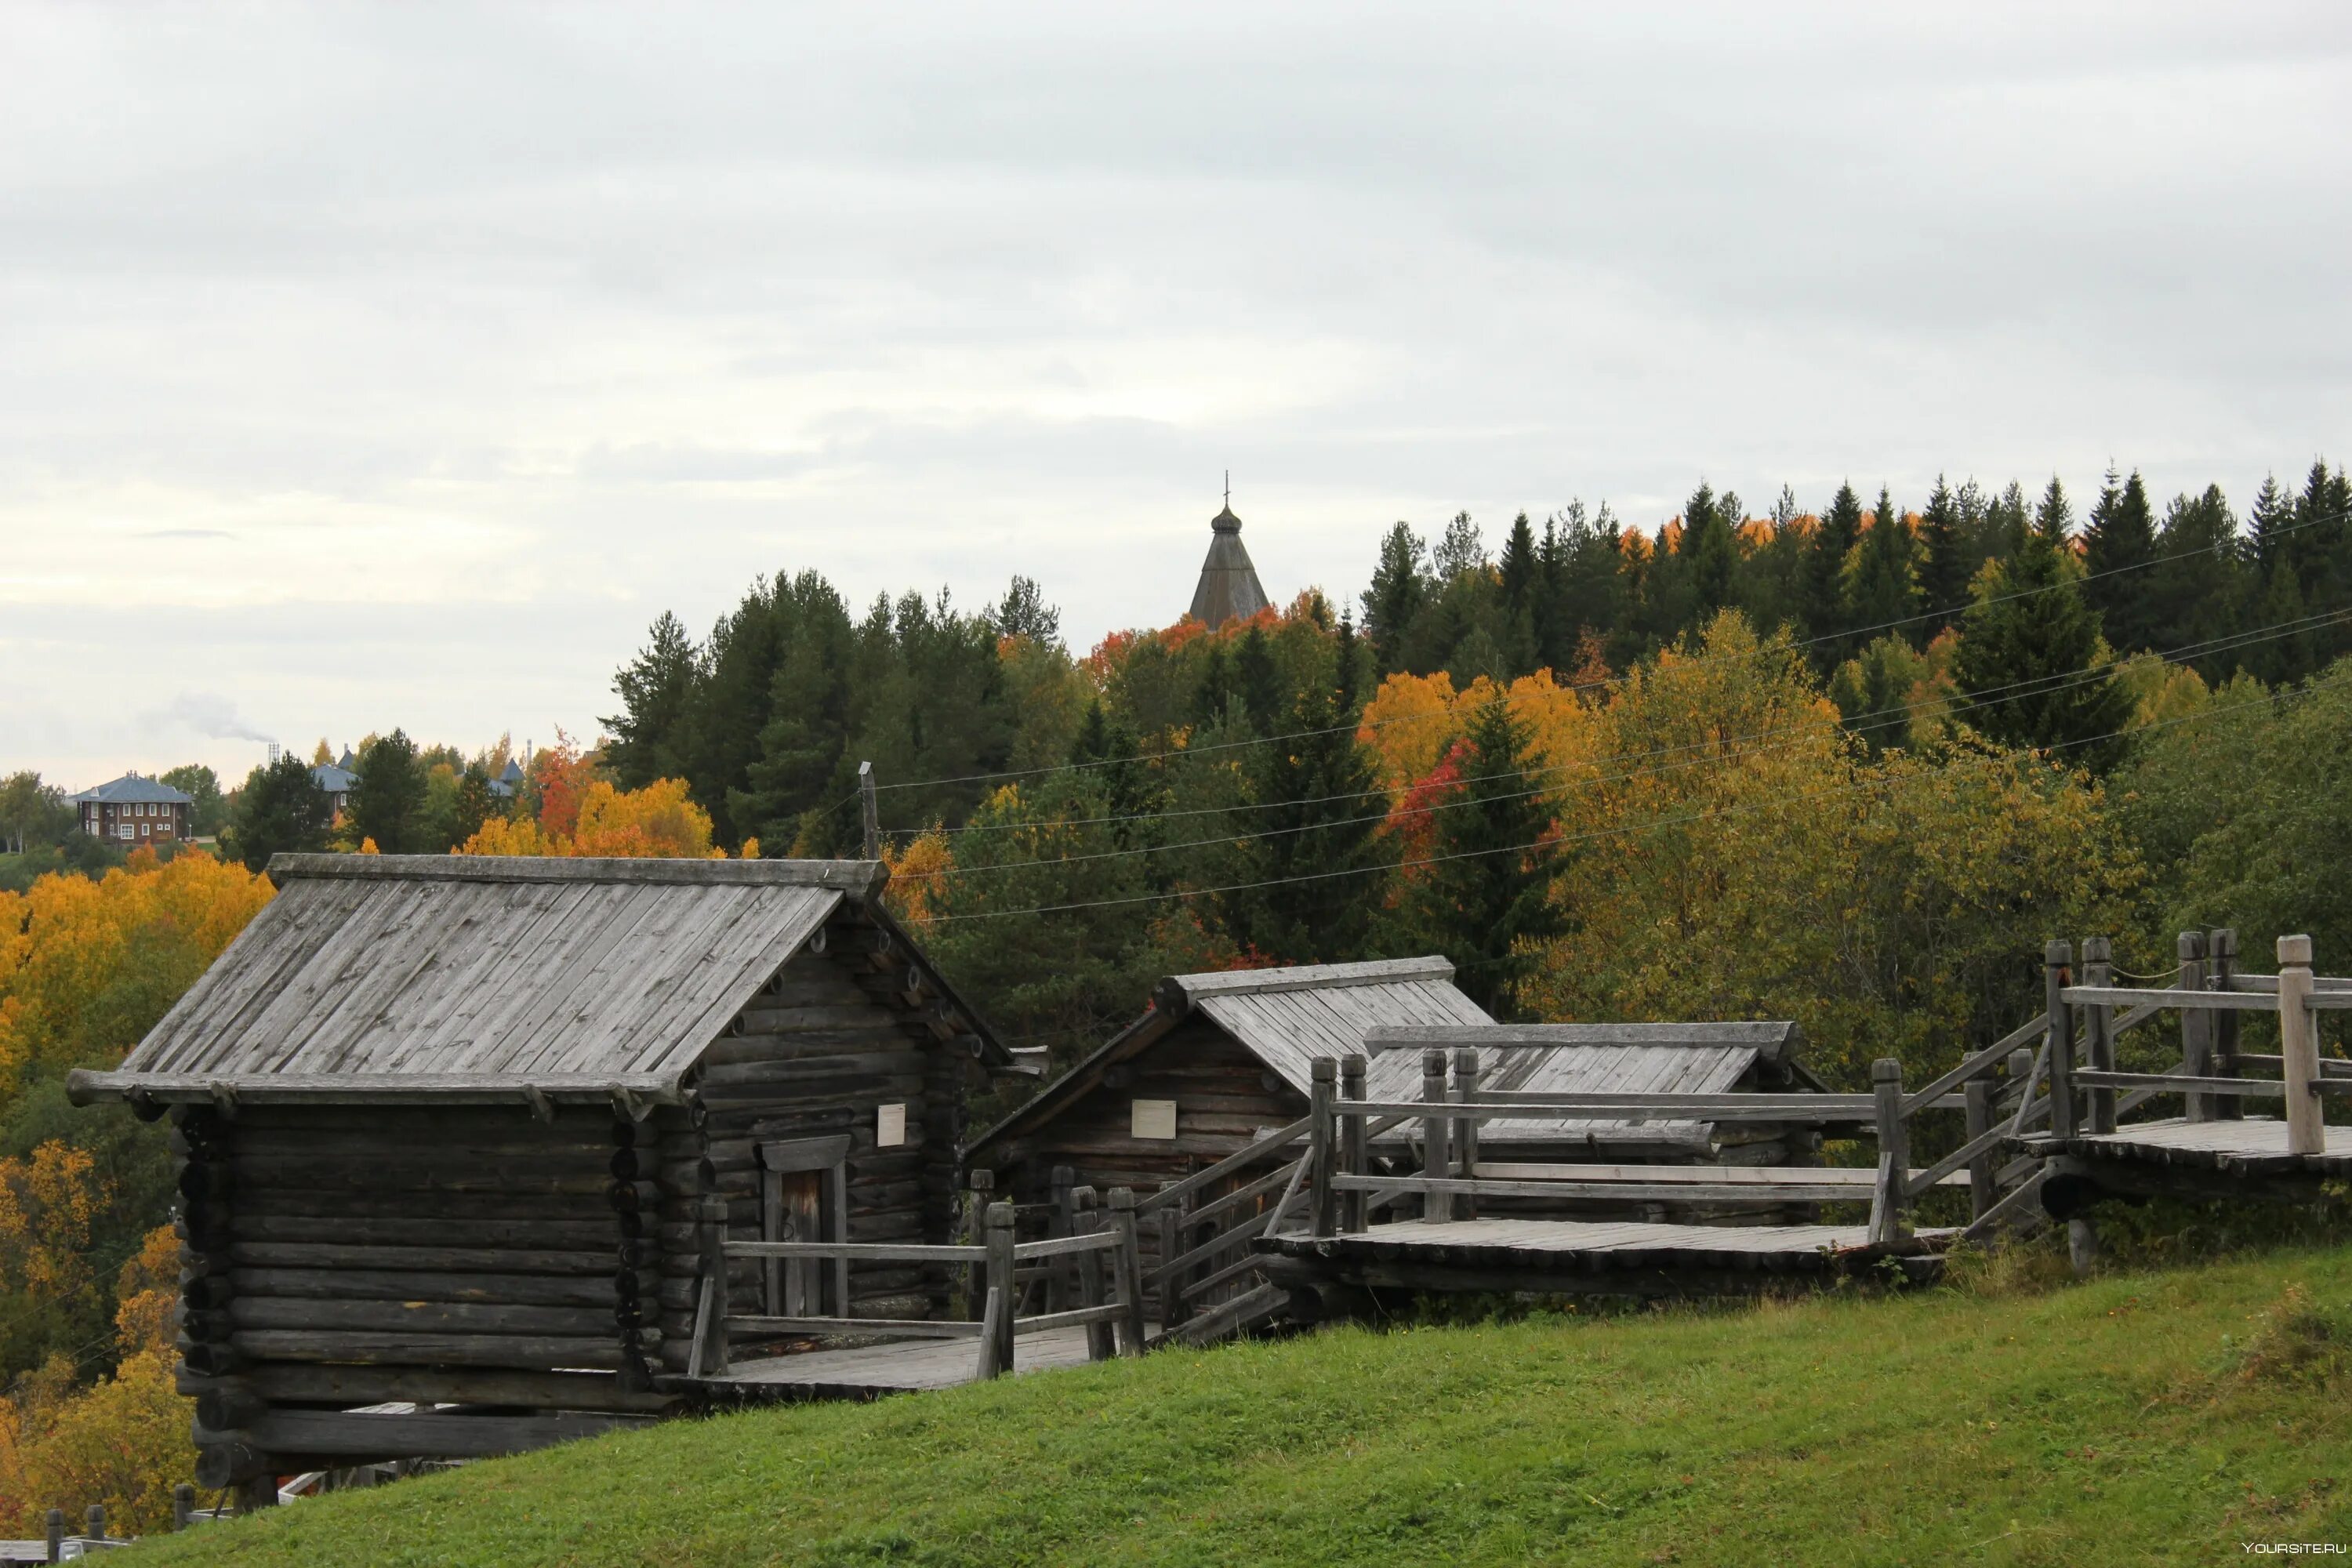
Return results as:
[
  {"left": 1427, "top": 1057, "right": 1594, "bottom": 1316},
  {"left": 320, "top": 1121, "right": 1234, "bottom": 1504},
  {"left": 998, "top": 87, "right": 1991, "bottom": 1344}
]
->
[{"left": 858, "top": 760, "right": 879, "bottom": 860}]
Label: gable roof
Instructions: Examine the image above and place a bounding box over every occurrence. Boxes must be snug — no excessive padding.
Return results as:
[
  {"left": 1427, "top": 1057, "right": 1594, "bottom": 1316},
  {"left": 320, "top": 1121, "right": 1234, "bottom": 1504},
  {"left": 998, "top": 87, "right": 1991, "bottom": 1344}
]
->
[
  {"left": 967, "top": 956, "right": 1488, "bottom": 1156},
  {"left": 67, "top": 774, "right": 194, "bottom": 806},
  {"left": 310, "top": 762, "right": 360, "bottom": 793},
  {"left": 70, "top": 853, "right": 1011, "bottom": 1110}
]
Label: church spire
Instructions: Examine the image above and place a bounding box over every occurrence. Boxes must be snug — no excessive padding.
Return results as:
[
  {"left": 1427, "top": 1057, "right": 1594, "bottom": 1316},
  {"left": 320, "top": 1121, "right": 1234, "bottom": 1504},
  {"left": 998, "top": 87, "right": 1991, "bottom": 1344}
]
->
[{"left": 1189, "top": 477, "right": 1270, "bottom": 625}]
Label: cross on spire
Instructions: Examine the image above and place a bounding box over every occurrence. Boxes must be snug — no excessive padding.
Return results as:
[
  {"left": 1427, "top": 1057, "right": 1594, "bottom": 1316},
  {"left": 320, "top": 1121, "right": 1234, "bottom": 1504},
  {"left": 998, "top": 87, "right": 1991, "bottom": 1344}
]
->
[{"left": 1224, "top": 470, "right": 1230, "bottom": 507}]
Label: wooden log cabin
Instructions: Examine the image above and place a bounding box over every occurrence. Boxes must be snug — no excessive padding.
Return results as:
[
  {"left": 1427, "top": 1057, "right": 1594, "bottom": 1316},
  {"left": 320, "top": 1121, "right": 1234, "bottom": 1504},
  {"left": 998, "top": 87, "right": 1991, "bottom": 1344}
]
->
[
  {"left": 964, "top": 960, "right": 1835, "bottom": 1336},
  {"left": 68, "top": 854, "right": 1031, "bottom": 1490}
]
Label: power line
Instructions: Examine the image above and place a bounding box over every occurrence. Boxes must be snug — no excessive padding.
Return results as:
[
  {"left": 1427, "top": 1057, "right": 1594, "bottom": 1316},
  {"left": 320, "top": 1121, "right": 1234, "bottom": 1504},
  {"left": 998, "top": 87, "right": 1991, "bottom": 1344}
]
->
[
  {"left": 922, "top": 681, "right": 2310, "bottom": 924},
  {"left": 870, "top": 511, "right": 2328, "bottom": 797},
  {"left": 898, "top": 602, "right": 2344, "bottom": 853},
  {"left": 885, "top": 604, "right": 2348, "bottom": 881}
]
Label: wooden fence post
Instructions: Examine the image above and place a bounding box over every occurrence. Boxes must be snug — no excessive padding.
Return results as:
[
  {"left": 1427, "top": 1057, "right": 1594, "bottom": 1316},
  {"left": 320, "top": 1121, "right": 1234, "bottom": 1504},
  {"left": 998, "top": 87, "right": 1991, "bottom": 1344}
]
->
[
  {"left": 1047, "top": 1165, "right": 1076, "bottom": 1311},
  {"left": 1309, "top": 1058, "right": 1337, "bottom": 1238},
  {"left": 1421, "top": 1048, "right": 1453, "bottom": 1222},
  {"left": 2278, "top": 935, "right": 2324, "bottom": 1156},
  {"left": 964, "top": 1171, "right": 993, "bottom": 1319},
  {"left": 2178, "top": 931, "right": 2212, "bottom": 1122},
  {"left": 985, "top": 1200, "right": 1018, "bottom": 1375},
  {"left": 44, "top": 1507, "right": 61, "bottom": 1562},
  {"left": 85, "top": 1505, "right": 104, "bottom": 1544},
  {"left": 1108, "top": 1189, "right": 1147, "bottom": 1356},
  {"left": 1155, "top": 1181, "right": 1189, "bottom": 1329},
  {"left": 2045, "top": 940, "right": 2077, "bottom": 1138},
  {"left": 1867, "top": 1058, "right": 1909, "bottom": 1245},
  {"left": 1339, "top": 1054, "right": 1367, "bottom": 1232},
  {"left": 2082, "top": 936, "right": 2116, "bottom": 1134},
  {"left": 1964, "top": 1076, "right": 1994, "bottom": 1222},
  {"left": 2211, "top": 928, "right": 2242, "bottom": 1121},
  {"left": 1452, "top": 1046, "right": 1482, "bottom": 1221},
  {"left": 172, "top": 1483, "right": 194, "bottom": 1531},
  {"left": 698, "top": 1194, "right": 731, "bottom": 1375},
  {"left": 1075, "top": 1187, "right": 1114, "bottom": 1362}
]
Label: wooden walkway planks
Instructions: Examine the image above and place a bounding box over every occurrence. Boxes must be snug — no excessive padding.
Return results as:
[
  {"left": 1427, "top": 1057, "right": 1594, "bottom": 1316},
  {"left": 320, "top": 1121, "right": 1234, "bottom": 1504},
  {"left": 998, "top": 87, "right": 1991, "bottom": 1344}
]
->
[
  {"left": 1271, "top": 1216, "right": 1951, "bottom": 1263},
  {"left": 683, "top": 1325, "right": 1112, "bottom": 1401},
  {"left": 2018, "top": 1115, "right": 2352, "bottom": 1214}
]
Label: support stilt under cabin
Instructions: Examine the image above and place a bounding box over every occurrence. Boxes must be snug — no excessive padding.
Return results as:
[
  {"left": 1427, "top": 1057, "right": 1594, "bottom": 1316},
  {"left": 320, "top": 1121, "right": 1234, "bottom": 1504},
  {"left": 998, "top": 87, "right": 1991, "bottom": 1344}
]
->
[{"left": 70, "top": 854, "right": 1039, "bottom": 1483}]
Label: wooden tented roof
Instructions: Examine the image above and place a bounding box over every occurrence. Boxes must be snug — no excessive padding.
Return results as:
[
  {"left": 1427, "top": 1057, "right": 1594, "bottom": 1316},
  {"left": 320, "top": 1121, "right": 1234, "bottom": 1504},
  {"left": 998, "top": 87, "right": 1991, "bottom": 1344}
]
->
[{"left": 70, "top": 854, "right": 1009, "bottom": 1109}]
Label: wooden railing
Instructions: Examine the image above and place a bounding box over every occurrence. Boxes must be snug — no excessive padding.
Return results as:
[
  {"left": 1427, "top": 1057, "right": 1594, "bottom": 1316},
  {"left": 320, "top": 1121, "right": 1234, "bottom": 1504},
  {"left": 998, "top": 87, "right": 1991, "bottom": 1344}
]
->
[
  {"left": 1304, "top": 1044, "right": 2057, "bottom": 1249},
  {"left": 1132, "top": 1117, "right": 1312, "bottom": 1345},
  {"left": 2045, "top": 931, "right": 2352, "bottom": 1155},
  {"left": 686, "top": 1191, "right": 1145, "bottom": 1381}
]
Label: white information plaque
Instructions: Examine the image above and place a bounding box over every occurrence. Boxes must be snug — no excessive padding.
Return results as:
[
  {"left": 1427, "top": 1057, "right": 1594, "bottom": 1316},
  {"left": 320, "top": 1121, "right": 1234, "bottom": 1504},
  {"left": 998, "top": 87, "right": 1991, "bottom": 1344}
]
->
[
  {"left": 877, "top": 1102, "right": 907, "bottom": 1147},
  {"left": 1131, "top": 1098, "right": 1178, "bottom": 1140}
]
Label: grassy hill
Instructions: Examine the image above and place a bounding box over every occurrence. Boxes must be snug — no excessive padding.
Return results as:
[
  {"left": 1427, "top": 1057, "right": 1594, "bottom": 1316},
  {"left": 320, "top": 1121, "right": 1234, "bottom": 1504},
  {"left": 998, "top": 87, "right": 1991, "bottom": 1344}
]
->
[{"left": 137, "top": 1246, "right": 2352, "bottom": 1567}]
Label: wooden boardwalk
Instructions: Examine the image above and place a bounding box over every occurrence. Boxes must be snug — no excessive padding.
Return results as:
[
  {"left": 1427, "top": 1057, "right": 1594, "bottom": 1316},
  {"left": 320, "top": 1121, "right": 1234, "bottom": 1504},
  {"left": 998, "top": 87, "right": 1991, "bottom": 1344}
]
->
[
  {"left": 1265, "top": 1218, "right": 1956, "bottom": 1296},
  {"left": 2020, "top": 1115, "right": 2352, "bottom": 1214},
  {"left": 683, "top": 1325, "right": 1114, "bottom": 1403}
]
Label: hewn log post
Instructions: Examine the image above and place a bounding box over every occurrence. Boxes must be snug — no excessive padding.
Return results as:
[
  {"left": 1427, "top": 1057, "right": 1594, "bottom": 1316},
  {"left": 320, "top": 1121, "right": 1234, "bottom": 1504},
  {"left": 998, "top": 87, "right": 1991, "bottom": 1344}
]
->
[
  {"left": 2211, "top": 928, "right": 2242, "bottom": 1120},
  {"left": 1339, "top": 1055, "right": 1367, "bottom": 1233},
  {"left": 1154, "top": 1182, "right": 1187, "bottom": 1328},
  {"left": 1421, "top": 1049, "right": 1452, "bottom": 1222},
  {"left": 2082, "top": 937, "right": 2116, "bottom": 1134},
  {"left": 985, "top": 1200, "right": 1018, "bottom": 1374},
  {"left": 1452, "top": 1046, "right": 1481, "bottom": 1221},
  {"left": 2045, "top": 940, "right": 2077, "bottom": 1138},
  {"left": 1107, "top": 1189, "right": 1146, "bottom": 1357},
  {"left": 963, "top": 1170, "right": 993, "bottom": 1319},
  {"left": 1075, "top": 1187, "right": 1113, "bottom": 1361},
  {"left": 172, "top": 1483, "right": 195, "bottom": 1531},
  {"left": 1867, "top": 1058, "right": 1909, "bottom": 1245},
  {"left": 85, "top": 1505, "right": 105, "bottom": 1544},
  {"left": 1964, "top": 1076, "right": 1994, "bottom": 1221},
  {"left": 44, "top": 1507, "right": 61, "bottom": 1562},
  {"left": 2278, "top": 935, "right": 2324, "bottom": 1156},
  {"left": 1308, "top": 1058, "right": 1336, "bottom": 1238},
  {"left": 2179, "top": 931, "right": 2212, "bottom": 1122},
  {"left": 1047, "top": 1164, "right": 1076, "bottom": 1311},
  {"left": 697, "top": 1194, "right": 730, "bottom": 1376}
]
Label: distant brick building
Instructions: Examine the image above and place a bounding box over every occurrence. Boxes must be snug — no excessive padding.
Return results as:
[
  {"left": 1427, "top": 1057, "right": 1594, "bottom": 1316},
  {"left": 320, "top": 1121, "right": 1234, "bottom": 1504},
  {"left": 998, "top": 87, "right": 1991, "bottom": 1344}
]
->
[{"left": 70, "top": 773, "right": 195, "bottom": 846}]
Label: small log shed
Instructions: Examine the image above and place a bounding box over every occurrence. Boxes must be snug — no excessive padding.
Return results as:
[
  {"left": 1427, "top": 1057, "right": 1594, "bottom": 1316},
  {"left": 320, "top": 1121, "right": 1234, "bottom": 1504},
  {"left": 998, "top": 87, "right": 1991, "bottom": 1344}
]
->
[
  {"left": 68, "top": 853, "right": 1032, "bottom": 1490},
  {"left": 964, "top": 958, "right": 1833, "bottom": 1323}
]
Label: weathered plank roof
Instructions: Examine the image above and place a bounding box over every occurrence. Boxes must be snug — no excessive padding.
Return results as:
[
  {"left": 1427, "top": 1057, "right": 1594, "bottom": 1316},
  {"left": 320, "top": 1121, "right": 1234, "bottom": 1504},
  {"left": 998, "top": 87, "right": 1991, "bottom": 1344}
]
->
[
  {"left": 967, "top": 956, "right": 1490, "bottom": 1156},
  {"left": 1363, "top": 1022, "right": 1808, "bottom": 1149},
  {"left": 74, "top": 854, "right": 931, "bottom": 1106}
]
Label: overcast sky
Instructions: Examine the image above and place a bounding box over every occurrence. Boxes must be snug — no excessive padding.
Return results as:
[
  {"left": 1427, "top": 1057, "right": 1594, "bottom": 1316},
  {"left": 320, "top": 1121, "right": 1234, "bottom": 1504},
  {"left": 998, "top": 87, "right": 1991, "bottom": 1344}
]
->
[{"left": 6, "top": 4, "right": 2350, "bottom": 787}]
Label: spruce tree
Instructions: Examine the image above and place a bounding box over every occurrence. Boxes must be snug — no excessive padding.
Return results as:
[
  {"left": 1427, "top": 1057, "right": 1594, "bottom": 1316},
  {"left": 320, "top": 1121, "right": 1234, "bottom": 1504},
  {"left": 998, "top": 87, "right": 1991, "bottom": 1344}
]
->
[
  {"left": 1404, "top": 695, "right": 1564, "bottom": 1016},
  {"left": 604, "top": 610, "right": 700, "bottom": 789},
  {"left": 730, "top": 576, "right": 855, "bottom": 851},
  {"left": 1802, "top": 482, "right": 1865, "bottom": 669},
  {"left": 1361, "top": 522, "right": 1430, "bottom": 674},
  {"left": 1849, "top": 486, "right": 1917, "bottom": 644},
  {"left": 226, "top": 753, "right": 333, "bottom": 871},
  {"left": 1948, "top": 526, "right": 2133, "bottom": 771},
  {"left": 1679, "top": 481, "right": 1739, "bottom": 627},
  {"left": 2150, "top": 485, "right": 2246, "bottom": 682},
  {"left": 1497, "top": 511, "right": 1541, "bottom": 677},
  {"left": 1915, "top": 474, "right": 1972, "bottom": 637},
  {"left": 347, "top": 729, "right": 427, "bottom": 852},
  {"left": 2032, "top": 476, "right": 2074, "bottom": 547},
  {"left": 2082, "top": 468, "right": 2159, "bottom": 653},
  {"left": 1224, "top": 671, "right": 1395, "bottom": 964}
]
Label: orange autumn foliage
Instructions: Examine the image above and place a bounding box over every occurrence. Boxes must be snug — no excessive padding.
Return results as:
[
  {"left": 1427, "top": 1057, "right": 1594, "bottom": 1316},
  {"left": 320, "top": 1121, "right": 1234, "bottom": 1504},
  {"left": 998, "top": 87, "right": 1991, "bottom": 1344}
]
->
[
  {"left": 0, "top": 851, "right": 274, "bottom": 1082},
  {"left": 458, "top": 779, "right": 722, "bottom": 859},
  {"left": 528, "top": 730, "right": 601, "bottom": 839},
  {"left": 881, "top": 829, "right": 953, "bottom": 931}
]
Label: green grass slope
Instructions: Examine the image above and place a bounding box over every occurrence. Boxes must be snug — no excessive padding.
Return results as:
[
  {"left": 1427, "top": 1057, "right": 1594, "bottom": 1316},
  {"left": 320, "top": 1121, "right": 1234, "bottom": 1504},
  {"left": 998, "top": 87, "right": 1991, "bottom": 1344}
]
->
[{"left": 140, "top": 1249, "right": 2352, "bottom": 1568}]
